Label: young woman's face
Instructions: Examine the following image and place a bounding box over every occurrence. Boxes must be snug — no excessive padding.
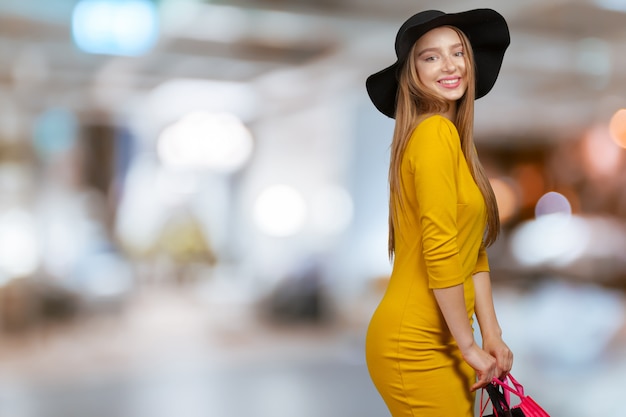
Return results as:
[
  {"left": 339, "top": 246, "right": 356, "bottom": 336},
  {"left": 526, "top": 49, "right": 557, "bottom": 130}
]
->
[{"left": 414, "top": 26, "right": 467, "bottom": 105}]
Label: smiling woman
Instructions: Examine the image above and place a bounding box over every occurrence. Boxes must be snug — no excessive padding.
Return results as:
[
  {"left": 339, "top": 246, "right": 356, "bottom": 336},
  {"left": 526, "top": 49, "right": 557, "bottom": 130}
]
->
[{"left": 364, "top": 9, "right": 512, "bottom": 417}]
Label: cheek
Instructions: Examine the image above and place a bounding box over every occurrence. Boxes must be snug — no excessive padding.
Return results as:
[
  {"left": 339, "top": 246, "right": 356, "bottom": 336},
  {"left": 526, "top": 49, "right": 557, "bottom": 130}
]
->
[
  {"left": 416, "top": 65, "right": 434, "bottom": 82},
  {"left": 459, "top": 61, "right": 468, "bottom": 76},
  {"left": 415, "top": 64, "right": 425, "bottom": 81}
]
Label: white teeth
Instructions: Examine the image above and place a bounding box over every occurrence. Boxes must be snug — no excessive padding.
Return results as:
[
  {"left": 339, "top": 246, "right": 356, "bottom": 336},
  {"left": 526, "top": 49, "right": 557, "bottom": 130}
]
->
[{"left": 440, "top": 79, "right": 459, "bottom": 85}]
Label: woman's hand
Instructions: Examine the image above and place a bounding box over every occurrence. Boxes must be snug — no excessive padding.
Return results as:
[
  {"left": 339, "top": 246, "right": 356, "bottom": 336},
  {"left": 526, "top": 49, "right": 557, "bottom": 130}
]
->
[
  {"left": 482, "top": 336, "right": 513, "bottom": 378},
  {"left": 461, "top": 343, "right": 497, "bottom": 392}
]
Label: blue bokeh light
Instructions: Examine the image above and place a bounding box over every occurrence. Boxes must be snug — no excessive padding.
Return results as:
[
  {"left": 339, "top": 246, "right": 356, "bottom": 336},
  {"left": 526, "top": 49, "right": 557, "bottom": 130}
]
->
[{"left": 71, "top": 0, "right": 159, "bottom": 56}]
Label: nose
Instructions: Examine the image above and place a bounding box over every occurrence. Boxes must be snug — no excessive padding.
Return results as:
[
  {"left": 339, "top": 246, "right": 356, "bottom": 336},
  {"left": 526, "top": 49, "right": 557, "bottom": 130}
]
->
[{"left": 442, "top": 55, "right": 456, "bottom": 72}]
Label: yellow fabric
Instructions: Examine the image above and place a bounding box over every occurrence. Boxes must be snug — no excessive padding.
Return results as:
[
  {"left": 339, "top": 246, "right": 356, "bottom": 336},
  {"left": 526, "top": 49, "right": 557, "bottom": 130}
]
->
[{"left": 365, "top": 115, "right": 489, "bottom": 417}]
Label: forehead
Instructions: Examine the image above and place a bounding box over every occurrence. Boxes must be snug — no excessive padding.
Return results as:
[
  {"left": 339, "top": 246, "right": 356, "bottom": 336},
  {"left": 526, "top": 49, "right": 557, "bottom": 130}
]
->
[{"left": 415, "top": 26, "right": 462, "bottom": 49}]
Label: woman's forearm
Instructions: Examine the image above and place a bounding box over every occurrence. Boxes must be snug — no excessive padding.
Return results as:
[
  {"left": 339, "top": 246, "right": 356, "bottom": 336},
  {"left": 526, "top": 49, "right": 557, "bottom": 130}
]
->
[
  {"left": 473, "top": 271, "right": 513, "bottom": 376},
  {"left": 433, "top": 284, "right": 475, "bottom": 352},
  {"left": 472, "top": 271, "right": 502, "bottom": 340}
]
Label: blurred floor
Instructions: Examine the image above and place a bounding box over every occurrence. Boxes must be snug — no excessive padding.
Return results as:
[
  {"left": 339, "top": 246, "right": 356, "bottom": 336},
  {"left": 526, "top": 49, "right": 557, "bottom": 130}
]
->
[
  {"left": 0, "top": 284, "right": 388, "bottom": 417},
  {"left": 1, "top": 278, "right": 625, "bottom": 417}
]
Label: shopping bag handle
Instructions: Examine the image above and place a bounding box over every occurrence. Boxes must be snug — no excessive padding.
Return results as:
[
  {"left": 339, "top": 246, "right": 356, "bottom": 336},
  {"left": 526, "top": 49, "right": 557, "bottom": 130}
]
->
[{"left": 492, "top": 374, "right": 526, "bottom": 400}]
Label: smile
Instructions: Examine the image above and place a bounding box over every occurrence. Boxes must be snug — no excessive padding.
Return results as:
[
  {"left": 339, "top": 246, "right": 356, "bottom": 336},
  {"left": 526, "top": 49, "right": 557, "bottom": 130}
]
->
[{"left": 438, "top": 78, "right": 461, "bottom": 88}]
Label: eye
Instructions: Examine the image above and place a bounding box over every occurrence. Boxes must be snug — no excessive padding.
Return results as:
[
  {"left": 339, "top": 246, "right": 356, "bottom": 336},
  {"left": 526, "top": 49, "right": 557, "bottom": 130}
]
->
[
  {"left": 454, "top": 51, "right": 464, "bottom": 57},
  {"left": 424, "top": 55, "right": 437, "bottom": 62}
]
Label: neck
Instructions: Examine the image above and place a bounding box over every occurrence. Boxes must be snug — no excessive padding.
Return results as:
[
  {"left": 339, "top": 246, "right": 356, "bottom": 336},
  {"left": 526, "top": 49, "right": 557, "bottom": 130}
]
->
[{"left": 443, "top": 101, "right": 457, "bottom": 121}]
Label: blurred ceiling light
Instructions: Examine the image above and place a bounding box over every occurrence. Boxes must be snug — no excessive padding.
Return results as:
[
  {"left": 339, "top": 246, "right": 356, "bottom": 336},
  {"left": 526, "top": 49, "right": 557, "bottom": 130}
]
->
[
  {"left": 535, "top": 191, "right": 572, "bottom": 218},
  {"left": 490, "top": 177, "right": 519, "bottom": 224},
  {"left": 310, "top": 185, "right": 354, "bottom": 235},
  {"left": 157, "top": 112, "right": 253, "bottom": 173},
  {"left": 581, "top": 125, "right": 623, "bottom": 177},
  {"left": 0, "top": 209, "right": 39, "bottom": 278},
  {"left": 609, "top": 108, "right": 626, "bottom": 148},
  {"left": 149, "top": 79, "right": 258, "bottom": 125},
  {"left": 511, "top": 215, "right": 590, "bottom": 268},
  {"left": 72, "top": 0, "right": 159, "bottom": 56},
  {"left": 253, "top": 185, "right": 307, "bottom": 237}
]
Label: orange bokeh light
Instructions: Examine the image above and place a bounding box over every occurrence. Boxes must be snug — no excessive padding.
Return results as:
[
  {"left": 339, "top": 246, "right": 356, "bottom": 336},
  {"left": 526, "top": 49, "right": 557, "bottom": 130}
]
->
[
  {"left": 609, "top": 108, "right": 626, "bottom": 148},
  {"left": 581, "top": 125, "right": 623, "bottom": 178}
]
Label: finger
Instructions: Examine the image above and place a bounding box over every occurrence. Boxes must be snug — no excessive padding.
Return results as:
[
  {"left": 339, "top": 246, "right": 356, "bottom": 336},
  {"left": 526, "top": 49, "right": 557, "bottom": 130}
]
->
[
  {"left": 471, "top": 372, "right": 492, "bottom": 392},
  {"left": 470, "top": 377, "right": 490, "bottom": 392}
]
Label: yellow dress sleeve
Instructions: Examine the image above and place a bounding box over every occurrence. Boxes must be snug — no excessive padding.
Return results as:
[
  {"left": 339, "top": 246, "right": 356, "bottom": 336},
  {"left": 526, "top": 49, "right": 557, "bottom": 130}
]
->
[
  {"left": 406, "top": 116, "right": 465, "bottom": 289},
  {"left": 472, "top": 245, "right": 490, "bottom": 275}
]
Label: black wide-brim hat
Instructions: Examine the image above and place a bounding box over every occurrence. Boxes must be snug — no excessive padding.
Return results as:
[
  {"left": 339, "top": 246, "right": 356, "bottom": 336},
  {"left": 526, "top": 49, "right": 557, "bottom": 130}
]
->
[{"left": 366, "top": 9, "right": 510, "bottom": 118}]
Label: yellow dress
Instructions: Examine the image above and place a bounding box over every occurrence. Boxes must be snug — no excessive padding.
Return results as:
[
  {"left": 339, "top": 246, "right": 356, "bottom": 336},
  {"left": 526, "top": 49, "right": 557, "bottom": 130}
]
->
[{"left": 365, "top": 115, "right": 490, "bottom": 417}]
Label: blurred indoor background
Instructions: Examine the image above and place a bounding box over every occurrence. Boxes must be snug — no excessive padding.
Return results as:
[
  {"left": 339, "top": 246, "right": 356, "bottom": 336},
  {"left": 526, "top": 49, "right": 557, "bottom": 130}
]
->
[{"left": 0, "top": 0, "right": 625, "bottom": 416}]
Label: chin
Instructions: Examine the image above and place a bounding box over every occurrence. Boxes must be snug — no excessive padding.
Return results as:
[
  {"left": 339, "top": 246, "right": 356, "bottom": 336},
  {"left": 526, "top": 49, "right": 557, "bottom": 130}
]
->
[{"left": 431, "top": 88, "right": 465, "bottom": 103}]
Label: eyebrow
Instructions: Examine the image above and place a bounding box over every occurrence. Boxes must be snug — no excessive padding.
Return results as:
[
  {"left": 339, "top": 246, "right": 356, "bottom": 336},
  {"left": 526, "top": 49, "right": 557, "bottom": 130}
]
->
[{"left": 417, "top": 43, "right": 463, "bottom": 56}]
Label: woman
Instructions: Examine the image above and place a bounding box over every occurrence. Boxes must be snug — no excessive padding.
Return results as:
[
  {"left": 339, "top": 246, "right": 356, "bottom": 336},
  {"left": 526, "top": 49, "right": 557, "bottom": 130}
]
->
[{"left": 364, "top": 9, "right": 514, "bottom": 416}]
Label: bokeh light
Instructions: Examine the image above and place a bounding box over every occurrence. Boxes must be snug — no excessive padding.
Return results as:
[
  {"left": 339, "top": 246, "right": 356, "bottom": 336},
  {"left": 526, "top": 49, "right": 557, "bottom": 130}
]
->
[
  {"left": 253, "top": 185, "right": 307, "bottom": 237},
  {"left": 511, "top": 192, "right": 584, "bottom": 267},
  {"left": 535, "top": 191, "right": 572, "bottom": 218},
  {"left": 72, "top": 0, "right": 159, "bottom": 56},
  {"left": 581, "top": 125, "right": 623, "bottom": 177},
  {"left": 0, "top": 209, "right": 40, "bottom": 278},
  {"left": 157, "top": 112, "right": 254, "bottom": 173},
  {"left": 609, "top": 108, "right": 626, "bottom": 148},
  {"left": 511, "top": 215, "right": 590, "bottom": 267}
]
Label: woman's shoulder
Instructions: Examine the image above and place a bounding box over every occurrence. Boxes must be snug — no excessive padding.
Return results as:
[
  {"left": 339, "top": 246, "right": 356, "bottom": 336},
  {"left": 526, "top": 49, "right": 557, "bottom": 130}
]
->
[
  {"left": 407, "top": 114, "right": 459, "bottom": 152},
  {"left": 413, "top": 114, "right": 456, "bottom": 135},
  {"left": 403, "top": 114, "right": 460, "bottom": 165}
]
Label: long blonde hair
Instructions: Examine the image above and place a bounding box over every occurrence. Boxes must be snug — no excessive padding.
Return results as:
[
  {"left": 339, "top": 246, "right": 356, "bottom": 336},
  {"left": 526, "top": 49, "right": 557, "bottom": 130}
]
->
[{"left": 388, "top": 26, "right": 499, "bottom": 259}]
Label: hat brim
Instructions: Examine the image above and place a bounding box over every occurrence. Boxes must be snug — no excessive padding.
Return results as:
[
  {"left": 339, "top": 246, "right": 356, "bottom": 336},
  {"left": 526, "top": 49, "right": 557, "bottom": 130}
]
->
[{"left": 366, "top": 9, "right": 510, "bottom": 118}]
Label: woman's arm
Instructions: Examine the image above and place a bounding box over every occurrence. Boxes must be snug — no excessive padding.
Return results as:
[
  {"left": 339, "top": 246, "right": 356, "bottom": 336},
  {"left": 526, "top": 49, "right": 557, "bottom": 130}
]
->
[
  {"left": 433, "top": 285, "right": 496, "bottom": 391},
  {"left": 473, "top": 271, "right": 513, "bottom": 377}
]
